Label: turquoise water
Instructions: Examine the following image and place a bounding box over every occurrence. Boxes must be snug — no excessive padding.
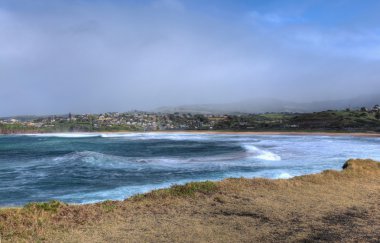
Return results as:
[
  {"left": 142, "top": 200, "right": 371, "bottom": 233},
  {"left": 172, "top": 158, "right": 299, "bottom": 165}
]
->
[{"left": 0, "top": 133, "right": 379, "bottom": 206}]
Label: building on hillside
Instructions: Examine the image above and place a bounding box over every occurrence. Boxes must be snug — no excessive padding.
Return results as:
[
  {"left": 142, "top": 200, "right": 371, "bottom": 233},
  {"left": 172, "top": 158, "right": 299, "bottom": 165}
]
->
[{"left": 371, "top": 104, "right": 380, "bottom": 112}]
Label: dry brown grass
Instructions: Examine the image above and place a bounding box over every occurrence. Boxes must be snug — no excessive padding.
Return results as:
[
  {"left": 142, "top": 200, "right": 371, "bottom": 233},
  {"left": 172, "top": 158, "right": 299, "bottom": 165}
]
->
[{"left": 1, "top": 159, "right": 379, "bottom": 242}]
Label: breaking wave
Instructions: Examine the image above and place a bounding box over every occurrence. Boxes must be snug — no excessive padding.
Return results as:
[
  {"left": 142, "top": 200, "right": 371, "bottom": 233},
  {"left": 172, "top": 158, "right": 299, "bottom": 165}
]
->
[
  {"left": 23, "top": 133, "right": 100, "bottom": 138},
  {"left": 5, "top": 133, "right": 379, "bottom": 206},
  {"left": 22, "top": 132, "right": 213, "bottom": 141},
  {"left": 55, "top": 178, "right": 206, "bottom": 204},
  {"left": 99, "top": 133, "right": 213, "bottom": 141},
  {"left": 51, "top": 150, "right": 248, "bottom": 170},
  {"left": 242, "top": 144, "right": 281, "bottom": 161},
  {"left": 52, "top": 151, "right": 144, "bottom": 169}
]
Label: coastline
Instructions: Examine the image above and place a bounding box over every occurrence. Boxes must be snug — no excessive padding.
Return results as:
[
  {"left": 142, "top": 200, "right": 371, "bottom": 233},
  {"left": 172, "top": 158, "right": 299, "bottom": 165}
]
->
[
  {"left": 137, "top": 130, "right": 380, "bottom": 137},
  {"left": 4, "top": 130, "right": 380, "bottom": 137},
  {"left": 1, "top": 159, "right": 379, "bottom": 242}
]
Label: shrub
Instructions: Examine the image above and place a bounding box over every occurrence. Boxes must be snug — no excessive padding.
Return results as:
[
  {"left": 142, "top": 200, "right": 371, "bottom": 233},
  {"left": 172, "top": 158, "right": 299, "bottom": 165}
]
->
[
  {"left": 167, "top": 181, "right": 218, "bottom": 196},
  {"left": 132, "top": 181, "right": 218, "bottom": 200},
  {"left": 100, "top": 200, "right": 117, "bottom": 212},
  {"left": 24, "top": 200, "right": 65, "bottom": 212}
]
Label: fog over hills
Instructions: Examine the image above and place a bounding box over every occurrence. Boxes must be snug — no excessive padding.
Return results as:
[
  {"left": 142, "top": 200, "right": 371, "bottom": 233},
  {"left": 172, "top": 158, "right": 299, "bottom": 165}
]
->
[
  {"left": 2, "top": 94, "right": 379, "bottom": 119},
  {"left": 1, "top": 1, "right": 380, "bottom": 117},
  {"left": 156, "top": 94, "right": 380, "bottom": 114}
]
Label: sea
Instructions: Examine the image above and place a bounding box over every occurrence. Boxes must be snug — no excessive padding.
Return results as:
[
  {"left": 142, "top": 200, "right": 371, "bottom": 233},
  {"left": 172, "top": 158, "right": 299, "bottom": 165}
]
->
[{"left": 1, "top": 133, "right": 379, "bottom": 206}]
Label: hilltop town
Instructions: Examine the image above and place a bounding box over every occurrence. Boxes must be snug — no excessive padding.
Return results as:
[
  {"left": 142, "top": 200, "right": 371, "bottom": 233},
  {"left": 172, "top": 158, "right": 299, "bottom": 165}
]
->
[{"left": 1, "top": 105, "right": 380, "bottom": 134}]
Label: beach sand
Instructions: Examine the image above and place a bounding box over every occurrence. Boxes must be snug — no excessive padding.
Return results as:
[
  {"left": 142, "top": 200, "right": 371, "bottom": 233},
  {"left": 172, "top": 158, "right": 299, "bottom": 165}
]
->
[
  {"left": 25, "top": 130, "right": 380, "bottom": 137},
  {"left": 146, "top": 130, "right": 380, "bottom": 137}
]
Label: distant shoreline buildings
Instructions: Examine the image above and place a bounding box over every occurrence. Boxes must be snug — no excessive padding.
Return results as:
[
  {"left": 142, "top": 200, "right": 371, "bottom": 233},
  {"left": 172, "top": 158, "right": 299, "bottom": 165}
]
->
[{"left": 1, "top": 105, "right": 380, "bottom": 133}]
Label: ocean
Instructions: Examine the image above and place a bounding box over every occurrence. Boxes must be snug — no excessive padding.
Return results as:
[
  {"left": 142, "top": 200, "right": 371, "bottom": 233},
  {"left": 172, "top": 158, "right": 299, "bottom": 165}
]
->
[{"left": 1, "top": 133, "right": 379, "bottom": 206}]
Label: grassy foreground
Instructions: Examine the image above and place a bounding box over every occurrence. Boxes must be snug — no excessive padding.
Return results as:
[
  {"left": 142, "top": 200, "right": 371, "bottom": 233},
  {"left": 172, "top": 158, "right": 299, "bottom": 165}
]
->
[{"left": 0, "top": 159, "right": 379, "bottom": 242}]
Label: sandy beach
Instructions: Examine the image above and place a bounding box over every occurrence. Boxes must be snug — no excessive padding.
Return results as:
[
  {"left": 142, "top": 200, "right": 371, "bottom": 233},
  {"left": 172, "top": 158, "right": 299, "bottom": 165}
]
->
[
  {"left": 57, "top": 130, "right": 380, "bottom": 137},
  {"left": 148, "top": 130, "right": 380, "bottom": 137}
]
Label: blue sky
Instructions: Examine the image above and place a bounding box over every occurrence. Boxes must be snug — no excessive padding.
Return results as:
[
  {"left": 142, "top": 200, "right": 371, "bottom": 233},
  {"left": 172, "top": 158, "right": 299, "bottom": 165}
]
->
[{"left": 0, "top": 0, "right": 379, "bottom": 115}]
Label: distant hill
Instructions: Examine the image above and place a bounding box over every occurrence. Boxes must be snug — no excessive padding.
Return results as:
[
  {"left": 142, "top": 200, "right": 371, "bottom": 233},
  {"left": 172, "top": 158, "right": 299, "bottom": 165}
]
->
[
  {"left": 0, "top": 115, "right": 43, "bottom": 122},
  {"left": 156, "top": 94, "right": 380, "bottom": 114}
]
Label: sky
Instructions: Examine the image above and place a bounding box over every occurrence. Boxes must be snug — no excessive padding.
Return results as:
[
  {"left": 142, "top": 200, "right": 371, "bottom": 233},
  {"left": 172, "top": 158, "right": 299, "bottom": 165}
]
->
[{"left": 0, "top": 0, "right": 380, "bottom": 116}]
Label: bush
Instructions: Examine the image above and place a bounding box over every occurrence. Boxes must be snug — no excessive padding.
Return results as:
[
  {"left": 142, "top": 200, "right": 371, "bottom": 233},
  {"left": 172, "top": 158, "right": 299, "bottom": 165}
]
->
[
  {"left": 100, "top": 200, "right": 117, "bottom": 212},
  {"left": 24, "top": 200, "right": 65, "bottom": 212},
  {"left": 132, "top": 181, "right": 218, "bottom": 200},
  {"left": 167, "top": 181, "right": 218, "bottom": 196}
]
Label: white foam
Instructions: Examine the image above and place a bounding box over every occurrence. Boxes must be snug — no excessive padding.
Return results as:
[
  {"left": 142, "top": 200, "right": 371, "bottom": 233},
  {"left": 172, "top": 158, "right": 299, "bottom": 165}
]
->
[
  {"left": 52, "top": 151, "right": 141, "bottom": 169},
  {"left": 23, "top": 133, "right": 100, "bottom": 138},
  {"left": 52, "top": 151, "right": 207, "bottom": 170},
  {"left": 100, "top": 133, "right": 143, "bottom": 138},
  {"left": 139, "top": 133, "right": 211, "bottom": 141},
  {"left": 277, "top": 172, "right": 292, "bottom": 179},
  {"left": 65, "top": 133, "right": 210, "bottom": 141},
  {"left": 56, "top": 178, "right": 207, "bottom": 204},
  {"left": 21, "top": 132, "right": 216, "bottom": 141},
  {"left": 243, "top": 144, "right": 281, "bottom": 161},
  {"left": 224, "top": 170, "right": 294, "bottom": 180}
]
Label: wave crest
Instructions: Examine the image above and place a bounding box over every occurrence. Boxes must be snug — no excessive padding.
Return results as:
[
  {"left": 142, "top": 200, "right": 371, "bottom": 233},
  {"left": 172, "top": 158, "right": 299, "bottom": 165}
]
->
[
  {"left": 52, "top": 151, "right": 140, "bottom": 169},
  {"left": 243, "top": 144, "right": 281, "bottom": 161},
  {"left": 24, "top": 133, "right": 100, "bottom": 138}
]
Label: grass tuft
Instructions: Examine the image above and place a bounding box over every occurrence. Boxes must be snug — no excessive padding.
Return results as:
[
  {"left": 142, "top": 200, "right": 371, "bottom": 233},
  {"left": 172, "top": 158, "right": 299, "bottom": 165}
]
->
[
  {"left": 132, "top": 181, "right": 218, "bottom": 200},
  {"left": 100, "top": 200, "right": 117, "bottom": 212},
  {"left": 24, "top": 200, "right": 65, "bottom": 213},
  {"left": 342, "top": 159, "right": 380, "bottom": 172},
  {"left": 167, "top": 181, "right": 218, "bottom": 196}
]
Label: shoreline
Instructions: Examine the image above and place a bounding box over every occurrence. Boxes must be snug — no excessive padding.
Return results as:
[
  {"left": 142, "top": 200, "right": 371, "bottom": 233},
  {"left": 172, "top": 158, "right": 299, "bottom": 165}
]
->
[
  {"left": 139, "top": 130, "right": 380, "bottom": 137},
  {"left": 3, "top": 130, "right": 380, "bottom": 137},
  {"left": 0, "top": 158, "right": 378, "bottom": 209},
  {"left": 1, "top": 159, "right": 379, "bottom": 242}
]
